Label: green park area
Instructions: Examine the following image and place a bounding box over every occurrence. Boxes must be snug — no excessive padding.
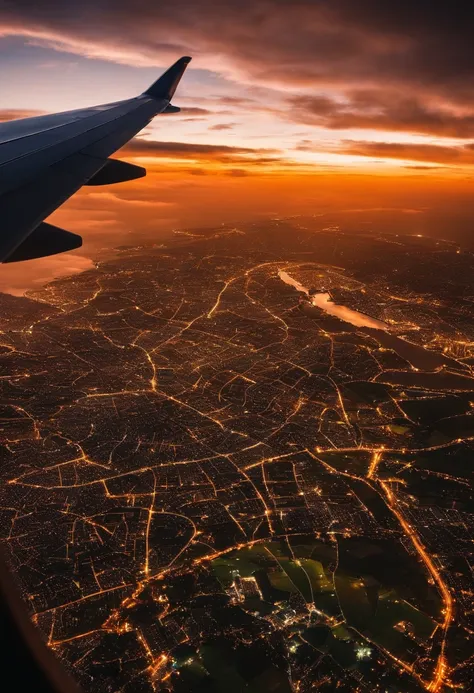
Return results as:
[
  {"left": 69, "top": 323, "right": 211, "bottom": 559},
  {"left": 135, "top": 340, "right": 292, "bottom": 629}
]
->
[{"left": 211, "top": 537, "right": 437, "bottom": 669}]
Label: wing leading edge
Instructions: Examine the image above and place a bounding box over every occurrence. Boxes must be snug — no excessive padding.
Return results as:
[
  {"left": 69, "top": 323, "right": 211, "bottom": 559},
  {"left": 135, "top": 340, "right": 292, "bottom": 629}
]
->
[{"left": 0, "top": 56, "right": 192, "bottom": 263}]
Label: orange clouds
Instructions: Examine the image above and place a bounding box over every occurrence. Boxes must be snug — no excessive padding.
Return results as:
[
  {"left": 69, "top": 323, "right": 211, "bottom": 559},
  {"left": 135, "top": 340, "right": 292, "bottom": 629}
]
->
[
  {"left": 0, "top": 109, "right": 44, "bottom": 122},
  {"left": 122, "top": 138, "right": 280, "bottom": 164},
  {"left": 1, "top": 1, "right": 473, "bottom": 105},
  {"left": 288, "top": 93, "right": 474, "bottom": 139},
  {"left": 3, "top": 1, "right": 474, "bottom": 174},
  {"left": 337, "top": 140, "right": 474, "bottom": 166}
]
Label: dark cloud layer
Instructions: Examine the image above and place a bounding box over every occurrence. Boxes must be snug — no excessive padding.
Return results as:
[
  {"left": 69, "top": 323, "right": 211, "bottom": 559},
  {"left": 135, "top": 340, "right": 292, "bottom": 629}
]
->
[
  {"left": 123, "top": 138, "right": 280, "bottom": 163},
  {"left": 176, "top": 107, "right": 213, "bottom": 116},
  {"left": 208, "top": 123, "right": 236, "bottom": 131},
  {"left": 2, "top": 1, "right": 474, "bottom": 106},
  {"left": 339, "top": 140, "right": 474, "bottom": 165},
  {"left": 289, "top": 93, "right": 474, "bottom": 138}
]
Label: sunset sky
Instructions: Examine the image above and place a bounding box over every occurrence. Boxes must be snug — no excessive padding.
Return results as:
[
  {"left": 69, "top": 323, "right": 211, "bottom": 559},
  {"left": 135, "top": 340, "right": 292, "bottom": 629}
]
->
[{"left": 1, "top": 1, "right": 474, "bottom": 292}]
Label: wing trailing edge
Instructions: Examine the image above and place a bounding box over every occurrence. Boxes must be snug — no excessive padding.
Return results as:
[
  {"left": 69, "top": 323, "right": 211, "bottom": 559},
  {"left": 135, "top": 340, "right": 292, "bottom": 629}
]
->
[
  {"left": 162, "top": 104, "right": 181, "bottom": 114},
  {"left": 4, "top": 222, "right": 82, "bottom": 263},
  {"left": 85, "top": 159, "right": 146, "bottom": 186}
]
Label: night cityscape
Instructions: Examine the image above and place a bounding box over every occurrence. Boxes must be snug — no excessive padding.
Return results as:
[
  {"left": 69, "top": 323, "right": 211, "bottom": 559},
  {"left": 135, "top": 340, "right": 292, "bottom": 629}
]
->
[{"left": 1, "top": 220, "right": 473, "bottom": 692}]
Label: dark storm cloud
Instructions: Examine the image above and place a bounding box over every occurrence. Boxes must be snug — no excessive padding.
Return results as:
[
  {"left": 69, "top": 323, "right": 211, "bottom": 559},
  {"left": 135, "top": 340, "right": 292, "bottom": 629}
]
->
[
  {"left": 2, "top": 0, "right": 474, "bottom": 105},
  {"left": 122, "top": 138, "right": 280, "bottom": 162}
]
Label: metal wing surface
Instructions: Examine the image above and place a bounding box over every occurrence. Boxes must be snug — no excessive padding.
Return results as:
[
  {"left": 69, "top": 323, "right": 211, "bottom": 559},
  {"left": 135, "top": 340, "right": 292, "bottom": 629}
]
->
[{"left": 0, "top": 56, "right": 191, "bottom": 263}]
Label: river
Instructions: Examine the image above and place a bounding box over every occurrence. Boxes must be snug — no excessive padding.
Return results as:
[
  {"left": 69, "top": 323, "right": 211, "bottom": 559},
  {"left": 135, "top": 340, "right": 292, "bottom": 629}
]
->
[
  {"left": 277, "top": 268, "right": 470, "bottom": 376},
  {"left": 278, "top": 270, "right": 388, "bottom": 331}
]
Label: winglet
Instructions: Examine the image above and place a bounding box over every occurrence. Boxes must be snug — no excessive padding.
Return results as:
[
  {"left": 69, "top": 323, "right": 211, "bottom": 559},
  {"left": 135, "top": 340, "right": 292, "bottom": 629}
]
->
[{"left": 144, "top": 56, "right": 192, "bottom": 100}]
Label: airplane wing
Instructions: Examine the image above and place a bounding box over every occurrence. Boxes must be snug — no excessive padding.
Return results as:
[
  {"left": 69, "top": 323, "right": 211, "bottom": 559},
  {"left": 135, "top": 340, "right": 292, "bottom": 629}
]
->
[{"left": 0, "top": 56, "right": 191, "bottom": 263}]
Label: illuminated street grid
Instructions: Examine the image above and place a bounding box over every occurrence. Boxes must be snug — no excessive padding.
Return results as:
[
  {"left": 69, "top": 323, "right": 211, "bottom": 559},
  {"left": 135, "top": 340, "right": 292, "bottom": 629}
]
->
[{"left": 0, "top": 220, "right": 473, "bottom": 692}]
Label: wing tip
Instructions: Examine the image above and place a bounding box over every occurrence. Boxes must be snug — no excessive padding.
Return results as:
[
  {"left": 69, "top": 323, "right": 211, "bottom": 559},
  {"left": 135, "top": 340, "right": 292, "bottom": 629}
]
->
[{"left": 144, "top": 56, "right": 192, "bottom": 100}]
